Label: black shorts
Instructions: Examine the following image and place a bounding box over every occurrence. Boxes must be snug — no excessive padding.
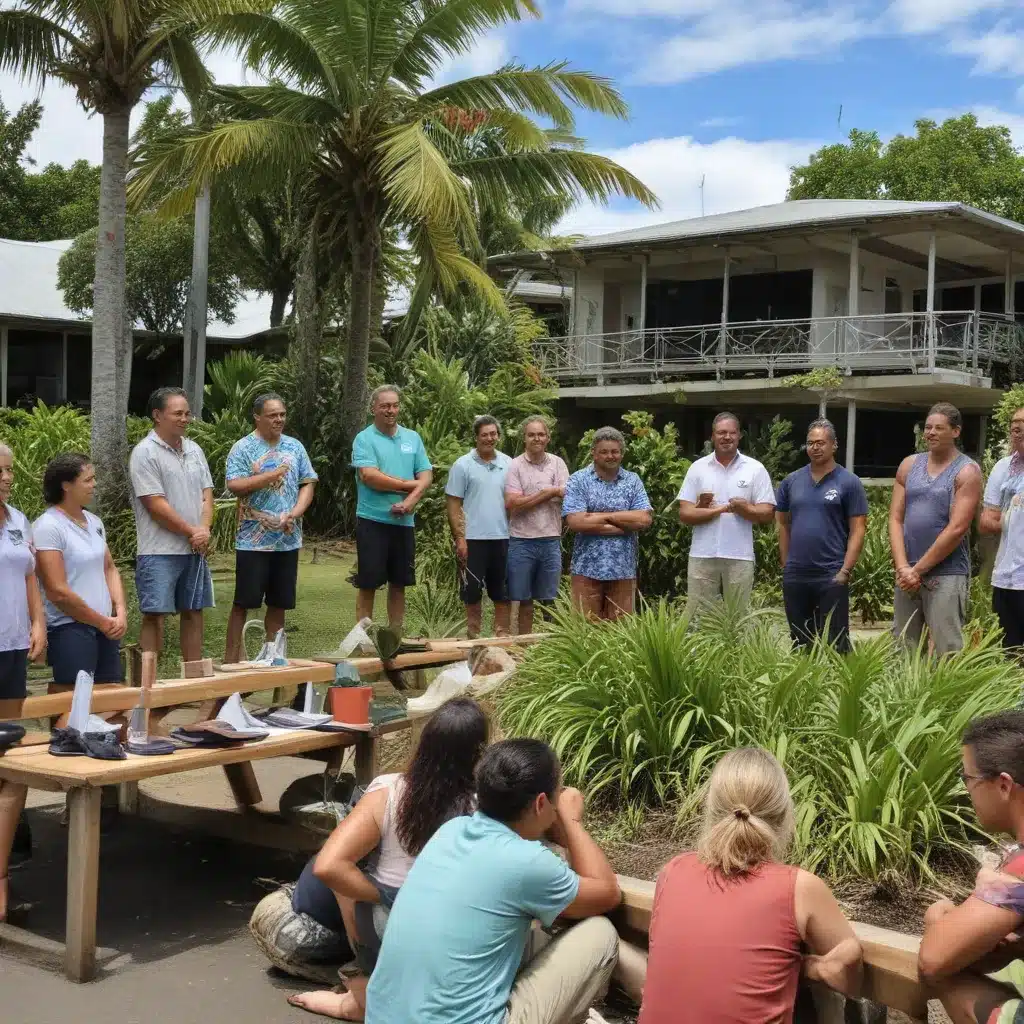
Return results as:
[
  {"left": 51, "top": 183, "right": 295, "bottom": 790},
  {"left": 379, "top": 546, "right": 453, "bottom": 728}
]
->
[
  {"left": 460, "top": 540, "right": 509, "bottom": 605},
  {"left": 993, "top": 587, "right": 1024, "bottom": 650},
  {"left": 354, "top": 518, "right": 416, "bottom": 590},
  {"left": 0, "top": 649, "right": 28, "bottom": 700},
  {"left": 234, "top": 549, "right": 300, "bottom": 610},
  {"left": 48, "top": 622, "right": 124, "bottom": 686}
]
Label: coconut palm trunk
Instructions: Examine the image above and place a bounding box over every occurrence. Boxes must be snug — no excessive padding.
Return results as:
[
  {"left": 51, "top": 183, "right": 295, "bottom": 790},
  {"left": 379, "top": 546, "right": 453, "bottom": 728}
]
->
[
  {"left": 91, "top": 104, "right": 133, "bottom": 512},
  {"left": 291, "top": 222, "right": 322, "bottom": 441},
  {"left": 341, "top": 205, "right": 377, "bottom": 456}
]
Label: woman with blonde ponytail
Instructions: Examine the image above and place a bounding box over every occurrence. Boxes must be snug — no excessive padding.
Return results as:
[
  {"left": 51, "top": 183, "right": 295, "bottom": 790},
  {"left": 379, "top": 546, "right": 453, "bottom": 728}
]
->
[{"left": 638, "top": 748, "right": 863, "bottom": 1023}]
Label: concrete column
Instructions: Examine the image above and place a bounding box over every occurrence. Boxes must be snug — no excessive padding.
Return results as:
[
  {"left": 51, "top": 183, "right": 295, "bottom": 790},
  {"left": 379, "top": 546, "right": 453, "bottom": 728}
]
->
[
  {"left": 845, "top": 399, "right": 856, "bottom": 471},
  {"left": 639, "top": 254, "right": 648, "bottom": 334},
  {"left": 848, "top": 233, "right": 859, "bottom": 316},
  {"left": 718, "top": 251, "right": 730, "bottom": 358},
  {"left": 569, "top": 269, "right": 579, "bottom": 337},
  {"left": 973, "top": 283, "right": 982, "bottom": 370},
  {"left": 978, "top": 414, "right": 988, "bottom": 460},
  {"left": 0, "top": 324, "right": 6, "bottom": 407},
  {"left": 1008, "top": 252, "right": 1017, "bottom": 316},
  {"left": 926, "top": 232, "right": 937, "bottom": 371}
]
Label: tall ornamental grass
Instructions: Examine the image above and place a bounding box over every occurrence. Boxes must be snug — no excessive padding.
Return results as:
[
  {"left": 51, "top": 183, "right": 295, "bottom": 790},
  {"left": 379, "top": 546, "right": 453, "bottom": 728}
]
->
[{"left": 499, "top": 601, "right": 1020, "bottom": 882}]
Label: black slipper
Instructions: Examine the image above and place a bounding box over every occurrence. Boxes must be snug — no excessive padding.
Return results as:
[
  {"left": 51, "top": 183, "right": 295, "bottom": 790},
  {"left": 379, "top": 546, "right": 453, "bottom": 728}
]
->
[
  {"left": 49, "top": 727, "right": 87, "bottom": 756},
  {"left": 0, "top": 722, "right": 25, "bottom": 752},
  {"left": 80, "top": 731, "right": 127, "bottom": 760}
]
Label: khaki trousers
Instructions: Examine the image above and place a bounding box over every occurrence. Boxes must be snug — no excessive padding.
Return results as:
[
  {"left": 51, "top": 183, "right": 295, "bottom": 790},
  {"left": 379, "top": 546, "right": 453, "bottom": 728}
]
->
[
  {"left": 685, "top": 556, "right": 755, "bottom": 617},
  {"left": 506, "top": 917, "right": 619, "bottom": 1024}
]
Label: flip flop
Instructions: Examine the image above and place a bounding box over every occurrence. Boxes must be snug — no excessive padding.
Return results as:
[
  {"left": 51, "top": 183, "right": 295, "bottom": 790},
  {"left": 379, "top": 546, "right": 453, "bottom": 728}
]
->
[{"left": 126, "top": 737, "right": 177, "bottom": 756}]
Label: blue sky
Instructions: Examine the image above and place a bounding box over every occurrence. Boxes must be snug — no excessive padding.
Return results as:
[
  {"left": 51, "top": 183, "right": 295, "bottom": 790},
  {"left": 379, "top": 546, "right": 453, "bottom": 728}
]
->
[{"left": 2, "top": 0, "right": 1023, "bottom": 238}]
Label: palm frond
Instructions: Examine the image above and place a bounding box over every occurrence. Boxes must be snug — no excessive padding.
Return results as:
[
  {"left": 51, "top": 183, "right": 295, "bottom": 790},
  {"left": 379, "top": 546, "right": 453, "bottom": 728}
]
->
[
  {"left": 411, "top": 220, "right": 504, "bottom": 309},
  {"left": 0, "top": 9, "right": 80, "bottom": 82},
  {"left": 158, "top": 33, "right": 212, "bottom": 106}
]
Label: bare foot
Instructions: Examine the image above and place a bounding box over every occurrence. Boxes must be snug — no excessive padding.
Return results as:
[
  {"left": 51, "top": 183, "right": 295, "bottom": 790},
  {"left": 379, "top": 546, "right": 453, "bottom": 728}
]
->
[{"left": 287, "top": 990, "right": 364, "bottom": 1020}]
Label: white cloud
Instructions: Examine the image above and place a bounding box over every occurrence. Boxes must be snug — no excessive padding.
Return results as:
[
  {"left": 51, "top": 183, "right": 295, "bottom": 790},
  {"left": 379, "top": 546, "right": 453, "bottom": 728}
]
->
[
  {"left": 564, "top": 0, "right": 720, "bottom": 15},
  {"left": 427, "top": 33, "right": 510, "bottom": 89},
  {"left": 699, "top": 116, "right": 742, "bottom": 128},
  {"left": 949, "top": 29, "right": 1024, "bottom": 78},
  {"left": 972, "top": 106, "right": 1024, "bottom": 147},
  {"left": 556, "top": 134, "right": 818, "bottom": 237},
  {"left": 888, "top": 0, "right": 1012, "bottom": 34}
]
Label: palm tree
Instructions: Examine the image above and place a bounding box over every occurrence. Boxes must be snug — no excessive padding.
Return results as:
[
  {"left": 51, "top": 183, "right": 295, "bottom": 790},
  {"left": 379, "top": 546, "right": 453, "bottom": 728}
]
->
[
  {"left": 130, "top": 0, "right": 658, "bottom": 456},
  {"left": 0, "top": 0, "right": 268, "bottom": 509}
]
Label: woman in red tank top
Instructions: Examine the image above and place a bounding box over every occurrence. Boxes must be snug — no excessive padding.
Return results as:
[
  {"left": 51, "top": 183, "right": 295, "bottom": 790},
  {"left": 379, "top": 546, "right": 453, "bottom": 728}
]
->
[{"left": 638, "top": 748, "right": 863, "bottom": 1024}]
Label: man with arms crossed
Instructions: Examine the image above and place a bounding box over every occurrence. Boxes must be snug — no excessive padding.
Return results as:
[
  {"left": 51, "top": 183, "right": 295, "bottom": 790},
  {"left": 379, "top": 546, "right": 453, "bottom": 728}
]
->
[
  {"left": 224, "top": 393, "right": 317, "bottom": 663},
  {"left": 505, "top": 416, "right": 569, "bottom": 635},
  {"left": 678, "top": 411, "right": 776, "bottom": 616},
  {"left": 776, "top": 419, "right": 868, "bottom": 652},
  {"left": 129, "top": 387, "right": 214, "bottom": 661},
  {"left": 919, "top": 711, "right": 1024, "bottom": 1023},
  {"left": 889, "top": 402, "right": 981, "bottom": 655},
  {"left": 364, "top": 738, "right": 621, "bottom": 1024},
  {"left": 563, "top": 426, "right": 652, "bottom": 620},
  {"left": 446, "top": 415, "right": 512, "bottom": 638},
  {"left": 351, "top": 385, "right": 432, "bottom": 632}
]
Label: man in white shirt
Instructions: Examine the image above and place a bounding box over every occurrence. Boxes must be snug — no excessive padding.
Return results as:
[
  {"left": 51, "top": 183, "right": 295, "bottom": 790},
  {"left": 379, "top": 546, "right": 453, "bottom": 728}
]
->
[{"left": 677, "top": 412, "right": 776, "bottom": 616}]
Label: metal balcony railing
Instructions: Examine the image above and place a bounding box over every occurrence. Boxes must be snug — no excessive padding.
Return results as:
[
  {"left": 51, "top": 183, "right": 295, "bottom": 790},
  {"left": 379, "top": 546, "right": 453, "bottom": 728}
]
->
[{"left": 533, "top": 311, "right": 1024, "bottom": 383}]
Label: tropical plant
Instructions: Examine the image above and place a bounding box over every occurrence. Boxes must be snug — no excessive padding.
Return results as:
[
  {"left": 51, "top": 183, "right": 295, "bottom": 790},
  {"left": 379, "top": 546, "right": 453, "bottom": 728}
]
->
[
  {"left": 128, "top": 0, "right": 658, "bottom": 464},
  {"left": 742, "top": 414, "right": 799, "bottom": 484},
  {"left": 0, "top": 0, "right": 270, "bottom": 513},
  {"left": 785, "top": 367, "right": 844, "bottom": 418},
  {"left": 500, "top": 600, "right": 1020, "bottom": 882}
]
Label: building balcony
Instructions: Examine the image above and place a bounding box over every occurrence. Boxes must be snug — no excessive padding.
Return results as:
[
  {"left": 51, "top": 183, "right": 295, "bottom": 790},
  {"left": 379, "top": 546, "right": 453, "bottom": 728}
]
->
[{"left": 533, "top": 311, "right": 1024, "bottom": 384}]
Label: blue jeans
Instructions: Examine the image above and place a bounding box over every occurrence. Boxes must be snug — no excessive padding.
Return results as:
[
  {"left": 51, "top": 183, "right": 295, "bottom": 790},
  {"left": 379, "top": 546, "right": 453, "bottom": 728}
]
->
[
  {"left": 136, "top": 554, "right": 214, "bottom": 614},
  {"left": 507, "top": 538, "right": 562, "bottom": 602}
]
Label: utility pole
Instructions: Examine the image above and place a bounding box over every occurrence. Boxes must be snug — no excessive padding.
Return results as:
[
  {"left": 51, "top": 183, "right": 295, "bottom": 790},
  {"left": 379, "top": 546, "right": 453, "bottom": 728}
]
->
[{"left": 183, "top": 181, "right": 211, "bottom": 420}]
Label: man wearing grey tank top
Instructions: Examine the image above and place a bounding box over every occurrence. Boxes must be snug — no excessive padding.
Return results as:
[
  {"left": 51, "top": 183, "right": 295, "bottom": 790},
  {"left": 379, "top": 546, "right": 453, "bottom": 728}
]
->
[{"left": 889, "top": 403, "right": 982, "bottom": 654}]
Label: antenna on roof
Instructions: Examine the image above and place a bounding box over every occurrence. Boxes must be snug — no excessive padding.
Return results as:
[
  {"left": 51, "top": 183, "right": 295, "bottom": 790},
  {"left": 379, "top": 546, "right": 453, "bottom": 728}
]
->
[{"left": 700, "top": 174, "right": 706, "bottom": 217}]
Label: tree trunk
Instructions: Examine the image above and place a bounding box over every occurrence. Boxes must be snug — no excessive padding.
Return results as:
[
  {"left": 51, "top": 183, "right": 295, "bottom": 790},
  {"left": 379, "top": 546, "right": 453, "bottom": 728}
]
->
[
  {"left": 90, "top": 105, "right": 133, "bottom": 515},
  {"left": 341, "top": 208, "right": 377, "bottom": 459},
  {"left": 291, "top": 223, "right": 321, "bottom": 442},
  {"left": 370, "top": 263, "right": 387, "bottom": 349},
  {"left": 270, "top": 285, "right": 290, "bottom": 328},
  {"left": 183, "top": 181, "right": 211, "bottom": 420}
]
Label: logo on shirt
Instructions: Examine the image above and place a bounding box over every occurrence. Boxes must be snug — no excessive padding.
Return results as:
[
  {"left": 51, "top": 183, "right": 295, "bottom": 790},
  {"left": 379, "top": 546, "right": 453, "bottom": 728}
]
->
[
  {"left": 7, "top": 529, "right": 23, "bottom": 545},
  {"left": 400, "top": 443, "right": 415, "bottom": 454},
  {"left": 824, "top": 489, "right": 840, "bottom": 502}
]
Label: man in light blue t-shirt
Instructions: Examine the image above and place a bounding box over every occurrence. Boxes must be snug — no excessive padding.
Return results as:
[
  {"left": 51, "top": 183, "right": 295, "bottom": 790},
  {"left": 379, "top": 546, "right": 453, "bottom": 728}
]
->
[
  {"left": 351, "top": 385, "right": 432, "bottom": 632},
  {"left": 365, "top": 739, "right": 621, "bottom": 1024},
  {"left": 446, "top": 415, "right": 513, "bottom": 638}
]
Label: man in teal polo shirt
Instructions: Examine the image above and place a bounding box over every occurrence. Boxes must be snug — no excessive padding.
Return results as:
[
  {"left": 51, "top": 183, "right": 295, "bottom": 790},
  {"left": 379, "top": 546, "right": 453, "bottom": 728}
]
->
[{"left": 351, "top": 385, "right": 432, "bottom": 631}]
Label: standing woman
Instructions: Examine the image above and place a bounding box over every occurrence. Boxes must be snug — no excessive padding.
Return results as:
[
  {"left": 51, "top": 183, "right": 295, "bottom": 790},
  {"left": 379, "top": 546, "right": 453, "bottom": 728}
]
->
[
  {"left": 33, "top": 454, "right": 126, "bottom": 691},
  {"left": 0, "top": 443, "right": 47, "bottom": 921},
  {"left": 981, "top": 406, "right": 1024, "bottom": 657}
]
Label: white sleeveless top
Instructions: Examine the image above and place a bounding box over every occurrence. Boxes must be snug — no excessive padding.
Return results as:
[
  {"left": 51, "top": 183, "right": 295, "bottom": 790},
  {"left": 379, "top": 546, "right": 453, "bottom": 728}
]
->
[{"left": 366, "top": 773, "right": 415, "bottom": 888}]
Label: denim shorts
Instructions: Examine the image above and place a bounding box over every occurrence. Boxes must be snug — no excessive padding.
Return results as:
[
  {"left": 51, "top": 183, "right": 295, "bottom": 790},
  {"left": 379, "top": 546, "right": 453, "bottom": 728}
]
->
[
  {"left": 48, "top": 622, "right": 124, "bottom": 685},
  {"left": 507, "top": 537, "right": 562, "bottom": 602},
  {"left": 136, "top": 554, "right": 215, "bottom": 615}
]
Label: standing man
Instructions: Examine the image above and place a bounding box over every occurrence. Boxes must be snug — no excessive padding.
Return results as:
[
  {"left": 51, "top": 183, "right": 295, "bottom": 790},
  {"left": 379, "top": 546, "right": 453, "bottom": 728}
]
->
[
  {"left": 129, "top": 386, "right": 215, "bottom": 662},
  {"left": 776, "top": 419, "right": 868, "bottom": 652},
  {"left": 889, "top": 402, "right": 981, "bottom": 655},
  {"left": 563, "top": 426, "right": 652, "bottom": 620},
  {"left": 351, "top": 385, "right": 432, "bottom": 633},
  {"left": 223, "top": 393, "right": 317, "bottom": 663},
  {"left": 505, "top": 416, "right": 569, "bottom": 635},
  {"left": 981, "top": 406, "right": 1024, "bottom": 657},
  {"left": 446, "top": 416, "right": 512, "bottom": 639},
  {"left": 677, "top": 412, "right": 776, "bottom": 616}
]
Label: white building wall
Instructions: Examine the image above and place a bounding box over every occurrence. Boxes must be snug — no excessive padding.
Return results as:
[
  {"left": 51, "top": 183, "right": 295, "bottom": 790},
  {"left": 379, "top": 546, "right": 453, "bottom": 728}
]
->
[{"left": 573, "top": 269, "right": 605, "bottom": 367}]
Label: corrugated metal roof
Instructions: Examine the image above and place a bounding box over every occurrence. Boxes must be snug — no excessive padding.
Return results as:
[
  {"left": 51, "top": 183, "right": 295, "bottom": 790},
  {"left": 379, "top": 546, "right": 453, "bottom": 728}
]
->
[
  {"left": 0, "top": 237, "right": 275, "bottom": 340},
  {"left": 522, "top": 199, "right": 1024, "bottom": 254}
]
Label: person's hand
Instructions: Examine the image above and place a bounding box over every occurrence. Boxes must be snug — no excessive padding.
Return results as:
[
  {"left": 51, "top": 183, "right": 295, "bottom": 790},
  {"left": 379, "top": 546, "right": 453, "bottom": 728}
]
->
[
  {"left": 728, "top": 497, "right": 750, "bottom": 515},
  {"left": 189, "top": 525, "right": 211, "bottom": 553},
  {"left": 803, "top": 952, "right": 848, "bottom": 991},
  {"left": 391, "top": 499, "right": 412, "bottom": 517},
  {"left": 696, "top": 492, "right": 714, "bottom": 509},
  {"left": 601, "top": 523, "right": 626, "bottom": 535},
  {"left": 896, "top": 565, "right": 920, "bottom": 592},
  {"left": 267, "top": 463, "right": 288, "bottom": 487},
  {"left": 552, "top": 486, "right": 566, "bottom": 499},
  {"left": 455, "top": 538, "right": 468, "bottom": 565},
  {"left": 28, "top": 621, "right": 46, "bottom": 662},
  {"left": 833, "top": 567, "right": 851, "bottom": 586},
  {"left": 557, "top": 787, "right": 585, "bottom": 825},
  {"left": 279, "top": 511, "right": 296, "bottom": 534},
  {"left": 99, "top": 615, "right": 121, "bottom": 640},
  {"left": 109, "top": 612, "right": 128, "bottom": 640}
]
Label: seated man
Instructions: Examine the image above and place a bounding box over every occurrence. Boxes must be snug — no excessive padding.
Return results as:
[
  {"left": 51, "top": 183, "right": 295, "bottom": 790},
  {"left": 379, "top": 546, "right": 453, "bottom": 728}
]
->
[
  {"left": 919, "top": 710, "right": 1024, "bottom": 1023},
  {"left": 364, "top": 738, "right": 622, "bottom": 1024}
]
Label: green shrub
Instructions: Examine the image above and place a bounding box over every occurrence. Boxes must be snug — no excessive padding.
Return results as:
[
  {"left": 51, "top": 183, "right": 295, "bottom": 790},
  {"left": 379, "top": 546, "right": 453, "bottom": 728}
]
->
[{"left": 499, "top": 600, "right": 1019, "bottom": 882}]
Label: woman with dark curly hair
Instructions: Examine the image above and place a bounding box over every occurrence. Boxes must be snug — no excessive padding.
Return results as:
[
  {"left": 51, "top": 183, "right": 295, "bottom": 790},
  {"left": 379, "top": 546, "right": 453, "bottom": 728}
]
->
[{"left": 287, "top": 697, "right": 489, "bottom": 1020}]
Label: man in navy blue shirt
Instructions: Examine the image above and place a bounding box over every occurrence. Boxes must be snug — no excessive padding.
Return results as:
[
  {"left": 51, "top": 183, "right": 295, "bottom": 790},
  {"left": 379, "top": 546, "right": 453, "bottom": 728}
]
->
[{"left": 776, "top": 419, "right": 868, "bottom": 652}]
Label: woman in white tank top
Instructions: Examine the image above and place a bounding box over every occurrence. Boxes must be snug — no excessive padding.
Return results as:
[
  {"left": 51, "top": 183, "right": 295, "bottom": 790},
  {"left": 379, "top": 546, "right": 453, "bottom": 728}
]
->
[{"left": 289, "top": 697, "right": 489, "bottom": 1021}]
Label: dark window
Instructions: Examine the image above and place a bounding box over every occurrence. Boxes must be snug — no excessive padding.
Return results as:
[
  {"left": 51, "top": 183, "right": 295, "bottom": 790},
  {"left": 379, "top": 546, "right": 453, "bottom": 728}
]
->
[
  {"left": 7, "top": 329, "right": 62, "bottom": 407},
  {"left": 65, "top": 333, "right": 91, "bottom": 406}
]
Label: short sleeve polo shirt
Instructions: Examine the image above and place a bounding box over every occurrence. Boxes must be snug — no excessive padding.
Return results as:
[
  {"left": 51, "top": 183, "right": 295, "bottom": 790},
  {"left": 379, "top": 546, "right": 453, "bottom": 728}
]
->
[{"left": 352, "top": 425, "right": 432, "bottom": 527}]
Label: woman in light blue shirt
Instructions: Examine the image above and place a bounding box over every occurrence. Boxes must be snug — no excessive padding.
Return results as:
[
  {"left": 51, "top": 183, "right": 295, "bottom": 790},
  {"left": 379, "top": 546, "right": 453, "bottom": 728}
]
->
[
  {"left": 34, "top": 453, "right": 127, "bottom": 689},
  {"left": 0, "top": 442, "right": 46, "bottom": 923}
]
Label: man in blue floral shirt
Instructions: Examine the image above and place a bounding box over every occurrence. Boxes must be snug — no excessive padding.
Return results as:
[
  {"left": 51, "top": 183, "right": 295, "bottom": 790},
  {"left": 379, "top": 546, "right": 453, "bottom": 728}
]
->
[
  {"left": 224, "top": 393, "right": 317, "bottom": 661},
  {"left": 563, "top": 426, "right": 652, "bottom": 620}
]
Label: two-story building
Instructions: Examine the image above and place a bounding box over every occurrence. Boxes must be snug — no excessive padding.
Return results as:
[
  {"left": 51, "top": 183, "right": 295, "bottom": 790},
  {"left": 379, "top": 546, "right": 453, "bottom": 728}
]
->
[{"left": 494, "top": 199, "right": 1024, "bottom": 476}]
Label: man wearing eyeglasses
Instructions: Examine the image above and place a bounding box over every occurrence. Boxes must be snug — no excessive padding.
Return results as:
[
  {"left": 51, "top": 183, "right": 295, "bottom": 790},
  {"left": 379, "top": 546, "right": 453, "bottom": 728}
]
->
[
  {"left": 775, "top": 418, "right": 868, "bottom": 651},
  {"left": 980, "top": 406, "right": 1024, "bottom": 659},
  {"left": 919, "top": 711, "right": 1024, "bottom": 1023}
]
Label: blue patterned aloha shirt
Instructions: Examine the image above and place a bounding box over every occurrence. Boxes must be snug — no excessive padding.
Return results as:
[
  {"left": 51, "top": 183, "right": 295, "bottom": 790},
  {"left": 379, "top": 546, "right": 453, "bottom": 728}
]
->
[
  {"left": 563, "top": 464, "right": 652, "bottom": 581},
  {"left": 225, "top": 432, "right": 317, "bottom": 552}
]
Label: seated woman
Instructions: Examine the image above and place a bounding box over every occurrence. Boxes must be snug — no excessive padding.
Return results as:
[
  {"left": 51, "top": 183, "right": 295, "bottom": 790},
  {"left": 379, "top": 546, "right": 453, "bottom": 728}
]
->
[
  {"left": 0, "top": 442, "right": 46, "bottom": 922},
  {"left": 33, "top": 454, "right": 127, "bottom": 696},
  {"left": 638, "top": 747, "right": 863, "bottom": 1024},
  {"left": 287, "top": 696, "right": 488, "bottom": 1020}
]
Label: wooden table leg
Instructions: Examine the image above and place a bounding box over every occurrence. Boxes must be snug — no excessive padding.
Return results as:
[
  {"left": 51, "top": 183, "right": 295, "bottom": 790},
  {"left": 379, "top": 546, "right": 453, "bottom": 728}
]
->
[
  {"left": 223, "top": 762, "right": 262, "bottom": 807},
  {"left": 65, "top": 786, "right": 101, "bottom": 982},
  {"left": 117, "top": 781, "right": 139, "bottom": 815},
  {"left": 355, "top": 734, "right": 381, "bottom": 787}
]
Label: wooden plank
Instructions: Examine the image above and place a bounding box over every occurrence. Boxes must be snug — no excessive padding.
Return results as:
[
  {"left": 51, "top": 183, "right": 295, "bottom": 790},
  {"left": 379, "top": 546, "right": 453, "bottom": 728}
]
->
[
  {"left": 613, "top": 874, "right": 927, "bottom": 1021},
  {"left": 117, "top": 781, "right": 139, "bottom": 815},
  {"left": 223, "top": 762, "right": 263, "bottom": 807},
  {"left": 354, "top": 734, "right": 381, "bottom": 787},
  {"left": 65, "top": 786, "right": 101, "bottom": 982}
]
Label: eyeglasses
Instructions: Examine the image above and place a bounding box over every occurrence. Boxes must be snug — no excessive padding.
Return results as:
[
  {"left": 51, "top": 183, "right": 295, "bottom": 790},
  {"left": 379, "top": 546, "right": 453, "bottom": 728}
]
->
[
  {"left": 959, "top": 769, "right": 994, "bottom": 786},
  {"left": 806, "top": 440, "right": 832, "bottom": 449}
]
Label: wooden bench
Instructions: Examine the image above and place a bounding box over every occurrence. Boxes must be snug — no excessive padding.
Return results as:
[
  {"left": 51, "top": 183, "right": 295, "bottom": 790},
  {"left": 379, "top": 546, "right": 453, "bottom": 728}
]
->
[{"left": 612, "top": 874, "right": 927, "bottom": 1022}]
